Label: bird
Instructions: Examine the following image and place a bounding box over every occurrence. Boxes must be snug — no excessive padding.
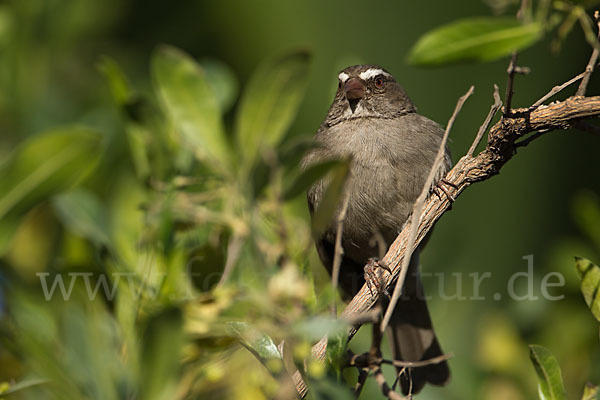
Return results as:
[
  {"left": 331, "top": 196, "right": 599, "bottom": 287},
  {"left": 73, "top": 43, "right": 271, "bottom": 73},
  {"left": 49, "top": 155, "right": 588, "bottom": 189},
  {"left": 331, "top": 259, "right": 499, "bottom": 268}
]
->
[{"left": 303, "top": 64, "right": 451, "bottom": 395}]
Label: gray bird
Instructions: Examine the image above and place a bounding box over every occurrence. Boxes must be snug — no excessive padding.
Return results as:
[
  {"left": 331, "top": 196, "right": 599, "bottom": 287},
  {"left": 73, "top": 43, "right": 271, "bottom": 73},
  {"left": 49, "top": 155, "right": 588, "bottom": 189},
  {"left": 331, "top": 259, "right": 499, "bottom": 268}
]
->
[{"left": 303, "top": 64, "right": 451, "bottom": 395}]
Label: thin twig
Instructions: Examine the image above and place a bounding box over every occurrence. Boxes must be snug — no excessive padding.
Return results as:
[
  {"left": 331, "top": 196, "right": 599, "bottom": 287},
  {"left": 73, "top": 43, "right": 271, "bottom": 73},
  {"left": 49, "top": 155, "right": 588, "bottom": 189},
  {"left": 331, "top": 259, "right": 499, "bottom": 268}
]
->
[
  {"left": 354, "top": 369, "right": 369, "bottom": 398},
  {"left": 380, "top": 85, "right": 474, "bottom": 333},
  {"left": 348, "top": 352, "right": 452, "bottom": 369},
  {"left": 504, "top": 53, "right": 530, "bottom": 116},
  {"left": 576, "top": 11, "right": 600, "bottom": 96},
  {"left": 331, "top": 190, "right": 351, "bottom": 317},
  {"left": 370, "top": 314, "right": 407, "bottom": 400},
  {"left": 467, "top": 84, "right": 502, "bottom": 157},
  {"left": 531, "top": 70, "right": 587, "bottom": 108},
  {"left": 216, "top": 234, "right": 245, "bottom": 287},
  {"left": 374, "top": 365, "right": 407, "bottom": 400},
  {"left": 504, "top": 52, "right": 518, "bottom": 116},
  {"left": 385, "top": 353, "right": 453, "bottom": 368}
]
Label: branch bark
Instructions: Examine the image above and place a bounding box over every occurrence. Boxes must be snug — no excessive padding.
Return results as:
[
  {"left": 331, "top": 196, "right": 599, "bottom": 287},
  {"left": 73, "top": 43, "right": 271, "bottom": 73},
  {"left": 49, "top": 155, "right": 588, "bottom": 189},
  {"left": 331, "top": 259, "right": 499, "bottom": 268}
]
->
[{"left": 310, "top": 95, "right": 600, "bottom": 363}]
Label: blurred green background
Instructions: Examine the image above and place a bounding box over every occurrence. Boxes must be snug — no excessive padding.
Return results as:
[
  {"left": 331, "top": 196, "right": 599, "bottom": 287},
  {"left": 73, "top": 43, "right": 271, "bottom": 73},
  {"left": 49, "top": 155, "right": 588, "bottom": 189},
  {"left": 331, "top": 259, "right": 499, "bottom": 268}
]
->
[{"left": 1, "top": 0, "right": 600, "bottom": 399}]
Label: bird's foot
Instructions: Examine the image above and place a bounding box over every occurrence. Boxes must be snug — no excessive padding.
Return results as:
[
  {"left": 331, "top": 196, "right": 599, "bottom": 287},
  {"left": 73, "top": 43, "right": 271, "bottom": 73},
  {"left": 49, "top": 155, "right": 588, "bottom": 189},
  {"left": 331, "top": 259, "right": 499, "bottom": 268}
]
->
[
  {"left": 433, "top": 178, "right": 456, "bottom": 203},
  {"left": 364, "top": 258, "right": 392, "bottom": 299}
]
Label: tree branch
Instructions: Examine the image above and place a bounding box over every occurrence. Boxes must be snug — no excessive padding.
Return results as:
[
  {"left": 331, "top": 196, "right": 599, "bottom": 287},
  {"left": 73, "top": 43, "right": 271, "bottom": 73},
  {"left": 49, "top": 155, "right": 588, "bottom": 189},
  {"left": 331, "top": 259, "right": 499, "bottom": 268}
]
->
[{"left": 311, "top": 94, "right": 600, "bottom": 362}]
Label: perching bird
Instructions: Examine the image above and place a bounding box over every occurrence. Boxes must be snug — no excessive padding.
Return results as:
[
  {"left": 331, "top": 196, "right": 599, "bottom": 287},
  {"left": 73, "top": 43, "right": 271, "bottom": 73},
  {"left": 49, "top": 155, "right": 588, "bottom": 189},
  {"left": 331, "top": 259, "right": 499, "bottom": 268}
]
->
[{"left": 303, "top": 64, "right": 451, "bottom": 395}]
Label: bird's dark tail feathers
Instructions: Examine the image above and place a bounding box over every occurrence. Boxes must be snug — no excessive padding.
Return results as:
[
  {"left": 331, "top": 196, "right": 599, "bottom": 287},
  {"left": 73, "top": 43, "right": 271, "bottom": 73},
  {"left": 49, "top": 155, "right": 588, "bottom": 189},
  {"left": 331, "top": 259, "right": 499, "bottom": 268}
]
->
[{"left": 386, "top": 253, "right": 450, "bottom": 395}]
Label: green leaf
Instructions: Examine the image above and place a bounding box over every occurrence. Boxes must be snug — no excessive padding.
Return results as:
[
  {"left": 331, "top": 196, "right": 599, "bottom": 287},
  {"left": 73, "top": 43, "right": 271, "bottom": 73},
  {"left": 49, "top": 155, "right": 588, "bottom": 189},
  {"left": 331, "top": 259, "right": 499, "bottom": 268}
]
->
[
  {"left": 152, "top": 45, "right": 230, "bottom": 170},
  {"left": 311, "top": 160, "right": 350, "bottom": 236},
  {"left": 52, "top": 189, "right": 111, "bottom": 248},
  {"left": 283, "top": 159, "right": 344, "bottom": 201},
  {"left": 97, "top": 56, "right": 133, "bottom": 106},
  {"left": 408, "top": 17, "right": 543, "bottom": 66},
  {"left": 575, "top": 257, "right": 600, "bottom": 322},
  {"left": 227, "top": 322, "right": 281, "bottom": 360},
  {"left": 0, "top": 378, "right": 49, "bottom": 395},
  {"left": 200, "top": 58, "right": 239, "bottom": 114},
  {"left": 529, "top": 344, "right": 567, "bottom": 400},
  {"left": 235, "top": 50, "right": 310, "bottom": 165},
  {"left": 0, "top": 127, "right": 103, "bottom": 254},
  {"left": 140, "top": 307, "right": 184, "bottom": 400},
  {"left": 582, "top": 382, "right": 599, "bottom": 400}
]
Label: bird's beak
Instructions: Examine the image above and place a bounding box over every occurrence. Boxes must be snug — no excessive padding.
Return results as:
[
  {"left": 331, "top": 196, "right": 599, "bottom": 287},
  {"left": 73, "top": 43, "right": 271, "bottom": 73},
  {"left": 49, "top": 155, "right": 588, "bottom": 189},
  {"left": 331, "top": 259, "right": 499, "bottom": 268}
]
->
[{"left": 344, "top": 78, "right": 365, "bottom": 100}]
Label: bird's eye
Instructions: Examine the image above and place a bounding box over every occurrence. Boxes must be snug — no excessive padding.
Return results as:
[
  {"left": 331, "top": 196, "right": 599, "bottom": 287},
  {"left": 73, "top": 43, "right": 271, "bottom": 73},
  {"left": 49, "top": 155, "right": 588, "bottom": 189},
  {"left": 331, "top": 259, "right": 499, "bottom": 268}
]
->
[{"left": 374, "top": 77, "right": 384, "bottom": 89}]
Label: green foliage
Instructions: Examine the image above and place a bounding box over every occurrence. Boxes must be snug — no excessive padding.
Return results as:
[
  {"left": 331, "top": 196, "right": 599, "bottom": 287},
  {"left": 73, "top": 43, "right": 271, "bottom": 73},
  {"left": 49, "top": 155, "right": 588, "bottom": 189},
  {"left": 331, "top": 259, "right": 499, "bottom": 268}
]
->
[
  {"left": 152, "top": 45, "right": 231, "bottom": 173},
  {"left": 575, "top": 257, "right": 600, "bottom": 322},
  {"left": 235, "top": 50, "right": 311, "bottom": 168},
  {"left": 0, "top": 127, "right": 103, "bottom": 254},
  {"left": 140, "top": 307, "right": 184, "bottom": 400},
  {"left": 529, "top": 345, "right": 567, "bottom": 400},
  {"left": 407, "top": 0, "right": 600, "bottom": 66},
  {"left": 408, "top": 17, "right": 543, "bottom": 66},
  {"left": 0, "top": 378, "right": 48, "bottom": 396},
  {"left": 310, "top": 160, "right": 350, "bottom": 236},
  {"left": 52, "top": 189, "right": 111, "bottom": 248}
]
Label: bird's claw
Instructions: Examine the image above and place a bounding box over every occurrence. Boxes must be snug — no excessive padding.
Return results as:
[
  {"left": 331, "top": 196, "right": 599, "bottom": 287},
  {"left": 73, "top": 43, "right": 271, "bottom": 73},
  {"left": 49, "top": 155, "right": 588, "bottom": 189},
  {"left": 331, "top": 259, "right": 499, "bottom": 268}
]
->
[
  {"left": 434, "top": 179, "right": 456, "bottom": 203},
  {"left": 364, "top": 258, "right": 392, "bottom": 298}
]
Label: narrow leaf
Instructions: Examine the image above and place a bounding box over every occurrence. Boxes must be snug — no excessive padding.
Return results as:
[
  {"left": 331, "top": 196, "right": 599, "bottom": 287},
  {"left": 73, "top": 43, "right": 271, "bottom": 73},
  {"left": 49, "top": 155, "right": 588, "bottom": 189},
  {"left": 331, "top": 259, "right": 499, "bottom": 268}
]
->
[
  {"left": 575, "top": 257, "right": 600, "bottom": 321},
  {"left": 98, "top": 56, "right": 133, "bottom": 106},
  {"left": 0, "top": 127, "right": 103, "bottom": 253},
  {"left": 235, "top": 50, "right": 310, "bottom": 165},
  {"left": 152, "top": 45, "right": 230, "bottom": 170},
  {"left": 52, "top": 189, "right": 111, "bottom": 248},
  {"left": 311, "top": 160, "right": 350, "bottom": 236},
  {"left": 408, "top": 17, "right": 543, "bottom": 66},
  {"left": 227, "top": 322, "right": 281, "bottom": 360},
  {"left": 0, "top": 378, "right": 49, "bottom": 395},
  {"left": 529, "top": 344, "right": 567, "bottom": 400},
  {"left": 283, "top": 159, "right": 344, "bottom": 201}
]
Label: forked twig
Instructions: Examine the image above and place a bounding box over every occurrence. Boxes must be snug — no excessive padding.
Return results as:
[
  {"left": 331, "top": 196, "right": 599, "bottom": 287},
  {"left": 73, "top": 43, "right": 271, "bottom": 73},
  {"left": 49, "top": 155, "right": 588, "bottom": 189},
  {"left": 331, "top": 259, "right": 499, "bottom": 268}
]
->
[
  {"left": 577, "top": 11, "right": 600, "bottom": 96},
  {"left": 467, "top": 85, "right": 502, "bottom": 157}
]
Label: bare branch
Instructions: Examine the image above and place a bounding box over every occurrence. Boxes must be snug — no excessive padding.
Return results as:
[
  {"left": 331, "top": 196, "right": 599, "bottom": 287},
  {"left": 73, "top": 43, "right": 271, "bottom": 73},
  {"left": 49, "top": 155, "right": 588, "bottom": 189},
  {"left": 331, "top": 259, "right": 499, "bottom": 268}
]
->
[
  {"left": 576, "top": 11, "right": 600, "bottom": 96},
  {"left": 531, "top": 71, "right": 587, "bottom": 108},
  {"left": 380, "top": 85, "right": 474, "bottom": 332},
  {"left": 385, "top": 353, "right": 453, "bottom": 368},
  {"left": 504, "top": 53, "right": 530, "bottom": 116},
  {"left": 467, "top": 84, "right": 502, "bottom": 157}
]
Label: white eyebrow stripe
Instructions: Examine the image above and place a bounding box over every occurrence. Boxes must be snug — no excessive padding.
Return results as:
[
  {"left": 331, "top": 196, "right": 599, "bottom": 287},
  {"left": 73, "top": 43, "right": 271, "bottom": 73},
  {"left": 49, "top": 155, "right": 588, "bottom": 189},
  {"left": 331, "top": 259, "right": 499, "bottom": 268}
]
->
[
  {"left": 359, "top": 68, "right": 391, "bottom": 80},
  {"left": 338, "top": 72, "right": 349, "bottom": 82}
]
